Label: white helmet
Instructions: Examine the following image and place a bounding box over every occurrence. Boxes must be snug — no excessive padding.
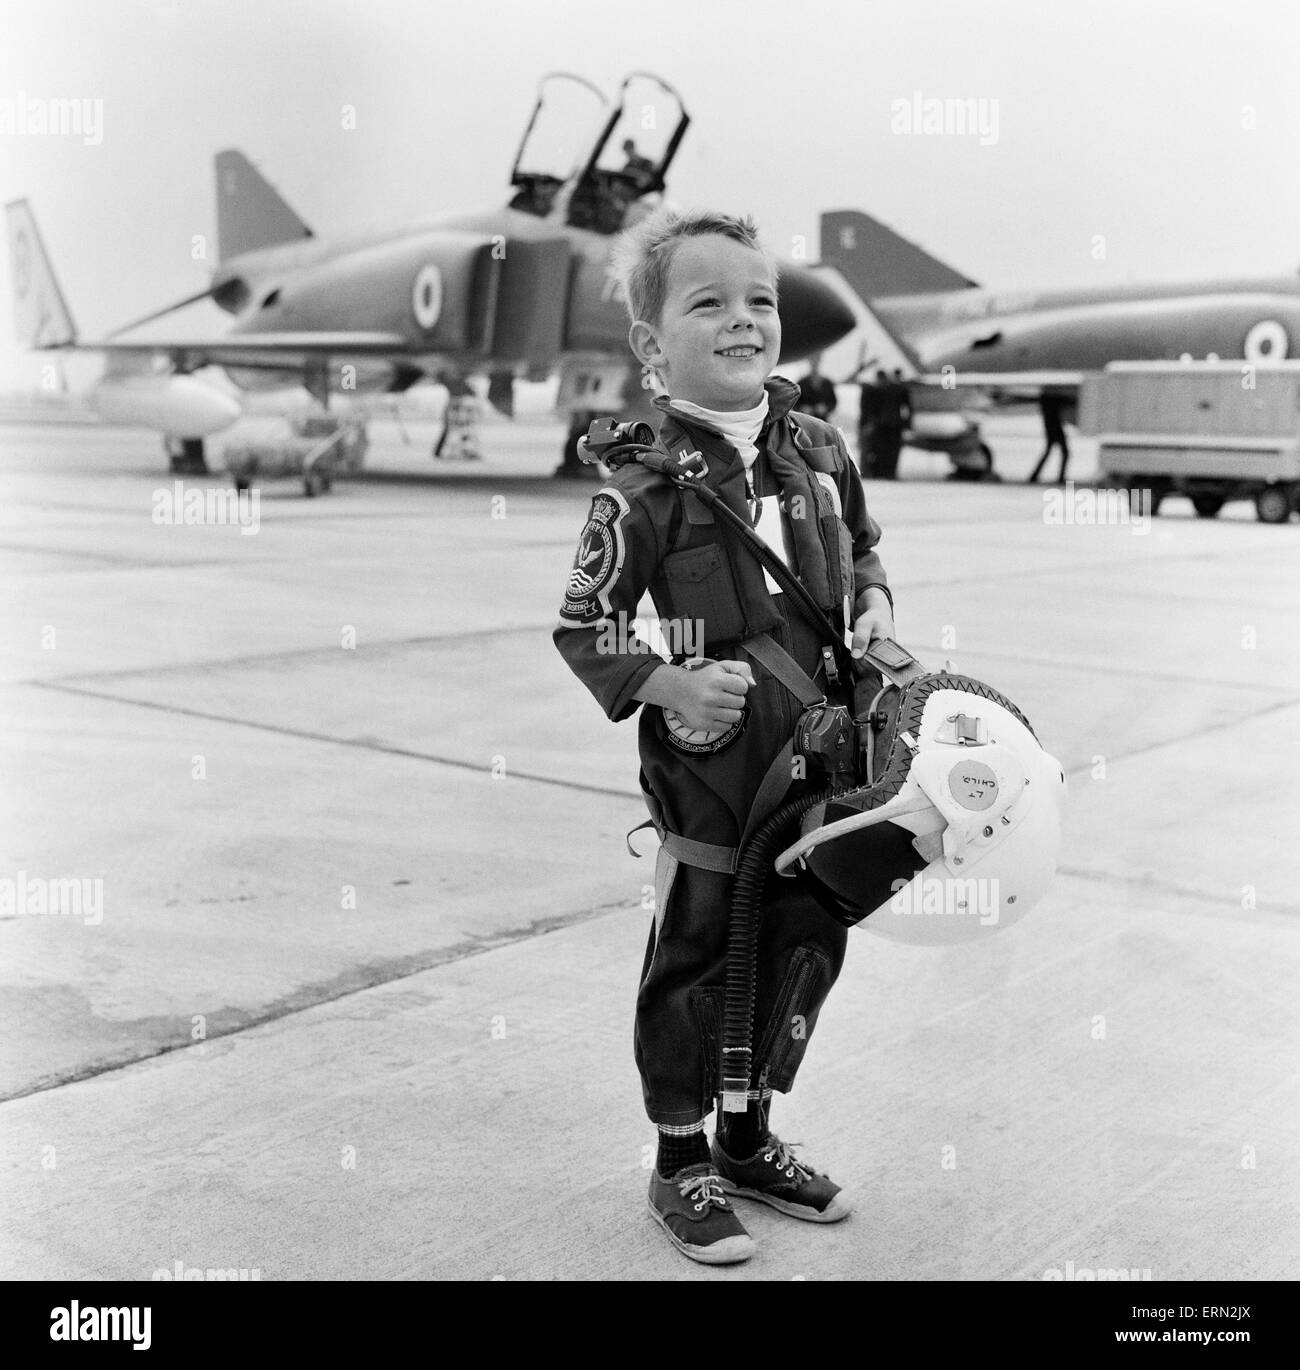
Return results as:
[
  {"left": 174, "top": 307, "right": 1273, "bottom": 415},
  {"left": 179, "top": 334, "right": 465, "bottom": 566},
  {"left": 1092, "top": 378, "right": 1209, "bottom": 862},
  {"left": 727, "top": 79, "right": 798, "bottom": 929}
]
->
[{"left": 775, "top": 657, "right": 1066, "bottom": 945}]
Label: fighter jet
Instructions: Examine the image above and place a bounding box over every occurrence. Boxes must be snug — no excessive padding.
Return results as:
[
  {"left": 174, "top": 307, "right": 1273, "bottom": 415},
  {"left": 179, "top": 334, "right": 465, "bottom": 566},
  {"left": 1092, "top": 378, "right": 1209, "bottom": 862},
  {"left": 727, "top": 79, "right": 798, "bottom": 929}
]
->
[
  {"left": 5, "top": 73, "right": 855, "bottom": 476},
  {"left": 818, "top": 208, "right": 1300, "bottom": 476}
]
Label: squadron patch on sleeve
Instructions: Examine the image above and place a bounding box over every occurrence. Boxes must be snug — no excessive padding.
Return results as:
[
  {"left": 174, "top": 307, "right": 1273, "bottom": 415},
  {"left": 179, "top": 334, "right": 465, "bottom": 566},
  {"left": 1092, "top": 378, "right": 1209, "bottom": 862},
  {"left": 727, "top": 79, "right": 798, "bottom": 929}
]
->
[{"left": 560, "top": 487, "right": 630, "bottom": 626}]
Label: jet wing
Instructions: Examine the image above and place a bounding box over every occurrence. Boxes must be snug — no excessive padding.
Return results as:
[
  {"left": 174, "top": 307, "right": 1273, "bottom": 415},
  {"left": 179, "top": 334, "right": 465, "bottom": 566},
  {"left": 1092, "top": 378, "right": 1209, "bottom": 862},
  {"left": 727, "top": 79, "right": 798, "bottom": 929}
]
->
[
  {"left": 55, "top": 331, "right": 414, "bottom": 371},
  {"left": 916, "top": 368, "right": 1086, "bottom": 393}
]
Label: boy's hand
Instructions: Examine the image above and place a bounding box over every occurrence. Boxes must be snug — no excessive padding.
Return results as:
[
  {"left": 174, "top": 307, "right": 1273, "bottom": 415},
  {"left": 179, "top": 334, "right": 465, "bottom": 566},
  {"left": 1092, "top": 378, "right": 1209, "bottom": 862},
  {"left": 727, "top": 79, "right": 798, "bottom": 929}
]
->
[
  {"left": 851, "top": 593, "right": 895, "bottom": 660},
  {"left": 668, "top": 660, "right": 754, "bottom": 733}
]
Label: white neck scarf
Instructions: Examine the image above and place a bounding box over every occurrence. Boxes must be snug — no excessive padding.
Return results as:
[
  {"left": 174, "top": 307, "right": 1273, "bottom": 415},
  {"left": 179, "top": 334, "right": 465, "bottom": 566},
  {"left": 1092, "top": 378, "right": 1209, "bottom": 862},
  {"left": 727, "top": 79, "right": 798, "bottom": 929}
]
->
[{"left": 671, "top": 394, "right": 769, "bottom": 474}]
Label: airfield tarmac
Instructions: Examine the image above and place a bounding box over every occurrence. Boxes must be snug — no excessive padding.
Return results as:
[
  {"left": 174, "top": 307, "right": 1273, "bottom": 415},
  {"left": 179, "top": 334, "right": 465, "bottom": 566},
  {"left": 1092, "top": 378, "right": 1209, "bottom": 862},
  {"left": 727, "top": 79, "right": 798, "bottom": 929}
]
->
[{"left": 1, "top": 410, "right": 1296, "bottom": 1281}]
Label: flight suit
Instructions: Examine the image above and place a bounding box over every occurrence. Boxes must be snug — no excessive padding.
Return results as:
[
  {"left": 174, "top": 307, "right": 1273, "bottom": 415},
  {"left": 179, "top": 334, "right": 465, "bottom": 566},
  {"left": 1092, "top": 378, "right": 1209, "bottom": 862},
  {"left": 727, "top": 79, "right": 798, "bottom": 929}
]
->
[{"left": 554, "top": 375, "right": 892, "bottom": 1126}]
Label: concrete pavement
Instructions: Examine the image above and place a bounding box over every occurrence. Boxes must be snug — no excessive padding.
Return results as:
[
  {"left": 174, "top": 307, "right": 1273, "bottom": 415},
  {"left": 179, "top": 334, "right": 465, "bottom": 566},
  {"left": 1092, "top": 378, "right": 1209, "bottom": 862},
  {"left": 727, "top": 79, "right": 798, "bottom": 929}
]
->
[{"left": 2, "top": 412, "right": 1296, "bottom": 1279}]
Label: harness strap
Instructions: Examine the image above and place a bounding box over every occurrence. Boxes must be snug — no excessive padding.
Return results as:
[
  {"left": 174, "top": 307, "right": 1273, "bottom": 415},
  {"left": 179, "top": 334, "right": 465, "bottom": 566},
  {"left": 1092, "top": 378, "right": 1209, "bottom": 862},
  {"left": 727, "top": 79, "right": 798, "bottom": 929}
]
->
[
  {"left": 626, "top": 817, "right": 657, "bottom": 857},
  {"left": 862, "top": 637, "right": 928, "bottom": 687},
  {"left": 629, "top": 802, "right": 739, "bottom": 875},
  {"left": 660, "top": 831, "right": 739, "bottom": 875},
  {"left": 739, "top": 634, "right": 824, "bottom": 708},
  {"left": 739, "top": 739, "right": 798, "bottom": 848},
  {"left": 674, "top": 483, "right": 714, "bottom": 550},
  {"left": 627, "top": 739, "right": 798, "bottom": 875}
]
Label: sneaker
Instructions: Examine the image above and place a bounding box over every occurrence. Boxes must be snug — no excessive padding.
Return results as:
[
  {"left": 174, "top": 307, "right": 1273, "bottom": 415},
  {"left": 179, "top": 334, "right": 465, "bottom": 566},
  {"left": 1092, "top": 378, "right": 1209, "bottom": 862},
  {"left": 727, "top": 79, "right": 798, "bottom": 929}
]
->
[
  {"left": 647, "top": 1162, "right": 756, "bottom": 1264},
  {"left": 711, "top": 1134, "right": 852, "bottom": 1223}
]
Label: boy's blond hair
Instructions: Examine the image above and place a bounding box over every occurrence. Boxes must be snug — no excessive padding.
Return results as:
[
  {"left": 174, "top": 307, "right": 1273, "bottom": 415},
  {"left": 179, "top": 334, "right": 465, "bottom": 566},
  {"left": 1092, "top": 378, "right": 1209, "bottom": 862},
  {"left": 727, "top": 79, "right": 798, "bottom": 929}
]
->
[{"left": 610, "top": 207, "right": 779, "bottom": 327}]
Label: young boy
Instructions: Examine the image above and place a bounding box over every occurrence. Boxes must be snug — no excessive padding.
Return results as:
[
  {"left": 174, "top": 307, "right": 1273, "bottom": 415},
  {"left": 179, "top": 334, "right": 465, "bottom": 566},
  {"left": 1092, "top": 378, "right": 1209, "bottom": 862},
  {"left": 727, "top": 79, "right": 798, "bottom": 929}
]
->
[{"left": 553, "top": 208, "right": 894, "bottom": 1265}]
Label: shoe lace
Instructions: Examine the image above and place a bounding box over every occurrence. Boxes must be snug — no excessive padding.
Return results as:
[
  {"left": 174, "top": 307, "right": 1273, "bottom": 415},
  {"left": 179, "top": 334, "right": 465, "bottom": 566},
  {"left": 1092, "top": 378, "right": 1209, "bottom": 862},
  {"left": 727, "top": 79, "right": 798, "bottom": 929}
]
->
[
  {"left": 762, "top": 1137, "right": 814, "bottom": 1182},
  {"left": 677, "top": 1171, "right": 729, "bottom": 1213}
]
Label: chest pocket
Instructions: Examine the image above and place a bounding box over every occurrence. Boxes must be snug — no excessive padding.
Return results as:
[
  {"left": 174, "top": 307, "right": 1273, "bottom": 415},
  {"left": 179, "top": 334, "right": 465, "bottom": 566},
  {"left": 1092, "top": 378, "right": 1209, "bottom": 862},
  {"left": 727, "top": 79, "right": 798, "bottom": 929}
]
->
[{"left": 660, "top": 543, "right": 747, "bottom": 650}]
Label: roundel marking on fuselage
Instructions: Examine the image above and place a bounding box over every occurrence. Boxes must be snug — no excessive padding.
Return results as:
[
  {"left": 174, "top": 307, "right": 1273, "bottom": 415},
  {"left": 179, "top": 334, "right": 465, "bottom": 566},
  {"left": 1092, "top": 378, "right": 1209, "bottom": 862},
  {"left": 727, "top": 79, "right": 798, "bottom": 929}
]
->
[
  {"left": 412, "top": 264, "right": 443, "bottom": 331},
  {"left": 1244, "top": 319, "right": 1288, "bottom": 361}
]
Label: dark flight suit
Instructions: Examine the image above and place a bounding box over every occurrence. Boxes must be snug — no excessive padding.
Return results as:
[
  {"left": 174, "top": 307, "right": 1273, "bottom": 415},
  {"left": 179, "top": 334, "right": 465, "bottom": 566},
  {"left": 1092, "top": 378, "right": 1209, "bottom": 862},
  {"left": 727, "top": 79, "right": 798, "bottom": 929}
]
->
[{"left": 554, "top": 376, "right": 892, "bottom": 1127}]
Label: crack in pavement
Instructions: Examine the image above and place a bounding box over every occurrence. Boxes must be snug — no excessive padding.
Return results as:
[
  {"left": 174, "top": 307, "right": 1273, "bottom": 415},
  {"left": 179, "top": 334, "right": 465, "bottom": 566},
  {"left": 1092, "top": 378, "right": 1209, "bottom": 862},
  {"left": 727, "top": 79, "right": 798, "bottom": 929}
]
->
[
  {"left": 27, "top": 679, "right": 641, "bottom": 801},
  {"left": 0, "top": 896, "right": 636, "bottom": 1106},
  {"left": 22, "top": 622, "right": 551, "bottom": 688}
]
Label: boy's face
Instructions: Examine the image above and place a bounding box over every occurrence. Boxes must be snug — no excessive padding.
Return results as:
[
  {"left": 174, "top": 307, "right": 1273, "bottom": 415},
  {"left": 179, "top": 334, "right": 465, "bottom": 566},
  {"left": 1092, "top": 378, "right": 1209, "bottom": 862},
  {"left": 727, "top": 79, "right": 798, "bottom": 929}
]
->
[{"left": 630, "top": 235, "right": 781, "bottom": 411}]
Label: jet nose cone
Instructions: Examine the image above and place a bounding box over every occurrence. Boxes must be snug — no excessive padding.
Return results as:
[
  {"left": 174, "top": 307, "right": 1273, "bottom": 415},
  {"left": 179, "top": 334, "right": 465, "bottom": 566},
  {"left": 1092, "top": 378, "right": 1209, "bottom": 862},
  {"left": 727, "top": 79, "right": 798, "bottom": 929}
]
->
[{"left": 776, "top": 264, "right": 856, "bottom": 363}]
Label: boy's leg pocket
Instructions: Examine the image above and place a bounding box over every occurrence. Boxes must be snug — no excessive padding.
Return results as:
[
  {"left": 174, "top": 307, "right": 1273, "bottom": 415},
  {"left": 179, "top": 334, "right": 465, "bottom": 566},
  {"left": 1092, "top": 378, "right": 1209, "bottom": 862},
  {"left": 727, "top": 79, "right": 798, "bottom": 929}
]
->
[{"left": 755, "top": 945, "right": 831, "bottom": 1092}]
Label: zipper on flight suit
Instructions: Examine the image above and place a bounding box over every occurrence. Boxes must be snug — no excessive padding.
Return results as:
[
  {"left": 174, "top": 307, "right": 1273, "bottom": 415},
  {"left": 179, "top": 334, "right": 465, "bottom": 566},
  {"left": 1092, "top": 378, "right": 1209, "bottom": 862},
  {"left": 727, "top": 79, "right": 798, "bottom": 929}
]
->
[{"left": 753, "top": 946, "right": 825, "bottom": 1090}]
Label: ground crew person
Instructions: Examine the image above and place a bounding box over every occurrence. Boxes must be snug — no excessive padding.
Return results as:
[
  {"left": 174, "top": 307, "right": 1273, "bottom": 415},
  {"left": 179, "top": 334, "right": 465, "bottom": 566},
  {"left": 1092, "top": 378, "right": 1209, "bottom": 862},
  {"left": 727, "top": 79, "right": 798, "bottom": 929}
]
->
[
  {"left": 1029, "top": 393, "right": 1071, "bottom": 483},
  {"left": 857, "top": 368, "right": 888, "bottom": 477},
  {"left": 433, "top": 375, "right": 482, "bottom": 461},
  {"left": 872, "top": 370, "right": 911, "bottom": 480},
  {"left": 797, "top": 354, "right": 838, "bottom": 421}
]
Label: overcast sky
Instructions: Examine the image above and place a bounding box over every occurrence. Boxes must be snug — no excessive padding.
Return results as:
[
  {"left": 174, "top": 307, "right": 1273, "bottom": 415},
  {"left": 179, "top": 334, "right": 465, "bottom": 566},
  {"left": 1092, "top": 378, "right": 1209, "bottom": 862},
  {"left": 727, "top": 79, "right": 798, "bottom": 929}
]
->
[{"left": 3, "top": 0, "right": 1299, "bottom": 388}]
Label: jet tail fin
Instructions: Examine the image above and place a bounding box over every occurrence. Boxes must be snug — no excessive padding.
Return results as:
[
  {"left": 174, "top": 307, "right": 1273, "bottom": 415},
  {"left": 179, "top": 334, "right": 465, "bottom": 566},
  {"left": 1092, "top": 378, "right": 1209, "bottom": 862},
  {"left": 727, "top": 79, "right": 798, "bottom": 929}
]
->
[
  {"left": 813, "top": 264, "right": 922, "bottom": 378},
  {"left": 5, "top": 199, "right": 78, "bottom": 348},
  {"left": 215, "top": 149, "right": 313, "bottom": 261},
  {"left": 820, "top": 209, "right": 977, "bottom": 300}
]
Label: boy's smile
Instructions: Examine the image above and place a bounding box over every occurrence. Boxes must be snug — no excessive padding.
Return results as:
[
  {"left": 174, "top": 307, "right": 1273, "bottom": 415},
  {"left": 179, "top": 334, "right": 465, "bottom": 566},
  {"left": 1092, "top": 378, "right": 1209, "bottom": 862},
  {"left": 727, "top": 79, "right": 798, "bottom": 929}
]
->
[{"left": 629, "top": 235, "right": 782, "bottom": 411}]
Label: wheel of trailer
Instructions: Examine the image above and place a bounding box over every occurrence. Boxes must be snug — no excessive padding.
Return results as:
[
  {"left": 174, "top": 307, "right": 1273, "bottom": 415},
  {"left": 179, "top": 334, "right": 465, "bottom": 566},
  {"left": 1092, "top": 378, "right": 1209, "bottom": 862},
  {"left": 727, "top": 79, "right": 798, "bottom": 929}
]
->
[
  {"left": 168, "top": 437, "right": 209, "bottom": 476},
  {"left": 304, "top": 470, "right": 325, "bottom": 497},
  {"left": 1255, "top": 485, "right": 1292, "bottom": 524},
  {"left": 1192, "top": 494, "right": 1224, "bottom": 519},
  {"left": 1133, "top": 480, "right": 1168, "bottom": 516},
  {"left": 976, "top": 442, "right": 1000, "bottom": 481}
]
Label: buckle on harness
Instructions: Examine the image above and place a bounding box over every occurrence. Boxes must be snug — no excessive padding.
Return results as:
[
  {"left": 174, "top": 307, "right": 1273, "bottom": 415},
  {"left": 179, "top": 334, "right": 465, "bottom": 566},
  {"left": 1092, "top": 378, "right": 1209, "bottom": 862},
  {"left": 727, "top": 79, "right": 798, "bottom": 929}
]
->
[
  {"left": 820, "top": 643, "right": 840, "bottom": 690},
  {"left": 936, "top": 713, "right": 989, "bottom": 747}
]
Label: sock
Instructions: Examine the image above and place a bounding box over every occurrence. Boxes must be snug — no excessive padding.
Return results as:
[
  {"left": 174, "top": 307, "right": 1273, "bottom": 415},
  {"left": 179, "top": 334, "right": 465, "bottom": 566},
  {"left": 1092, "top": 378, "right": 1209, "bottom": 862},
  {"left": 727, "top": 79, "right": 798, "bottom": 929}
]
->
[
  {"left": 656, "top": 1124, "right": 709, "bottom": 1178},
  {"left": 717, "top": 1093, "right": 772, "bottom": 1159}
]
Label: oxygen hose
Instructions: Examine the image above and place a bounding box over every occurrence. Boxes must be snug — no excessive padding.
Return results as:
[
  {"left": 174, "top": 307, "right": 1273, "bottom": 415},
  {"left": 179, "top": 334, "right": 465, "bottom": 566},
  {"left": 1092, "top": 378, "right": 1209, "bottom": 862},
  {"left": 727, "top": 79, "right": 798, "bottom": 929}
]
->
[{"left": 720, "top": 782, "right": 840, "bottom": 1112}]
